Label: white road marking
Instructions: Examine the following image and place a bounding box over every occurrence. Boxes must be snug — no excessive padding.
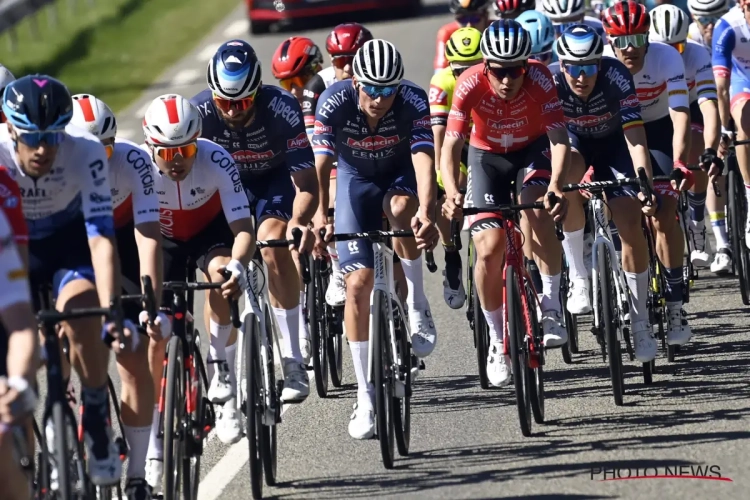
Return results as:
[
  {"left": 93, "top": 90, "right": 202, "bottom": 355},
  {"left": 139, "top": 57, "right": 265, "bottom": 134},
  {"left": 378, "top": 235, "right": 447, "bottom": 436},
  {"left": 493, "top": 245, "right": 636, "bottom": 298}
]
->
[
  {"left": 223, "top": 19, "right": 249, "bottom": 39},
  {"left": 171, "top": 69, "right": 201, "bottom": 87},
  {"left": 197, "top": 43, "right": 221, "bottom": 63}
]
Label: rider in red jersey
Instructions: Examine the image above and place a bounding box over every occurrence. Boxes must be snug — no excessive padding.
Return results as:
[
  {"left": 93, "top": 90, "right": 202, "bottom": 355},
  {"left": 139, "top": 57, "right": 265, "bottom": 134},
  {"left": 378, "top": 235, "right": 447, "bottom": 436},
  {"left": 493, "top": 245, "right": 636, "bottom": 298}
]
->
[{"left": 435, "top": 0, "right": 493, "bottom": 73}]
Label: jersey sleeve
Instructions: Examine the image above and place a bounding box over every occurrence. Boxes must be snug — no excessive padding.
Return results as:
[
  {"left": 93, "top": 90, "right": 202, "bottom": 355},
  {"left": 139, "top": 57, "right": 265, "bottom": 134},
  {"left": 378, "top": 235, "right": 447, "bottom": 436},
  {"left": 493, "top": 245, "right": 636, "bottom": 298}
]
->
[
  {"left": 608, "top": 62, "right": 644, "bottom": 130},
  {"left": 693, "top": 45, "right": 717, "bottom": 103},
  {"left": 302, "top": 75, "right": 326, "bottom": 141},
  {"left": 664, "top": 48, "right": 690, "bottom": 110},
  {"left": 280, "top": 95, "right": 315, "bottom": 172},
  {"left": 78, "top": 140, "right": 115, "bottom": 238},
  {"left": 405, "top": 85, "right": 434, "bottom": 153},
  {"left": 124, "top": 147, "right": 160, "bottom": 225},
  {"left": 0, "top": 210, "right": 30, "bottom": 310},
  {"left": 311, "top": 87, "right": 338, "bottom": 157},
  {"left": 712, "top": 19, "right": 735, "bottom": 79},
  {"left": 445, "top": 70, "right": 480, "bottom": 140},
  {"left": 210, "top": 146, "right": 251, "bottom": 224},
  {"left": 0, "top": 166, "right": 28, "bottom": 244},
  {"left": 533, "top": 65, "right": 566, "bottom": 133},
  {"left": 429, "top": 72, "right": 451, "bottom": 127}
]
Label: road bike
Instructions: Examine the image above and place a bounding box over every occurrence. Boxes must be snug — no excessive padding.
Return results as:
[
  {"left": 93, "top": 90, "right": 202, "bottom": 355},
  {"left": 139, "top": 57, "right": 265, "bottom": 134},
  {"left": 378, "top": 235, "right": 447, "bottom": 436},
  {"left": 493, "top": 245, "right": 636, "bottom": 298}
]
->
[{"left": 724, "top": 138, "right": 750, "bottom": 305}]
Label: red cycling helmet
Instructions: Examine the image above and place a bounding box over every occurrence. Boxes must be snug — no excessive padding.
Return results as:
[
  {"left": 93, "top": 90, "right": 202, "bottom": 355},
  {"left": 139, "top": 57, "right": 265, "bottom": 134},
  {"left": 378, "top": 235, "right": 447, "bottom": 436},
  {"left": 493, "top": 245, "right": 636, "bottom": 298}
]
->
[
  {"left": 494, "top": 0, "right": 534, "bottom": 17},
  {"left": 271, "top": 37, "right": 323, "bottom": 79},
  {"left": 602, "top": 0, "right": 650, "bottom": 37},
  {"left": 326, "top": 23, "right": 374, "bottom": 56}
]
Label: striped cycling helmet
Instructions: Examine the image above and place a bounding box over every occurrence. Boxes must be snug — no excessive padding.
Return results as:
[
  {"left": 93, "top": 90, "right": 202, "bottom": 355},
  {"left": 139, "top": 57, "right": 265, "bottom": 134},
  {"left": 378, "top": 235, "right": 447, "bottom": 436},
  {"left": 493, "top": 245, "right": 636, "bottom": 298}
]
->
[
  {"left": 352, "top": 39, "right": 404, "bottom": 86},
  {"left": 480, "top": 19, "right": 532, "bottom": 63}
]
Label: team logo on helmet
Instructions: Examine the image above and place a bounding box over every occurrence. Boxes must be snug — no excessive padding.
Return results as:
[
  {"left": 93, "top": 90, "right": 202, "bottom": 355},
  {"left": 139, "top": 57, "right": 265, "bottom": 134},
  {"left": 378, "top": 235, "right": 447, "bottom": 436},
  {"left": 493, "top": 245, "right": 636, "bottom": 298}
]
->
[{"left": 463, "top": 37, "right": 472, "bottom": 46}]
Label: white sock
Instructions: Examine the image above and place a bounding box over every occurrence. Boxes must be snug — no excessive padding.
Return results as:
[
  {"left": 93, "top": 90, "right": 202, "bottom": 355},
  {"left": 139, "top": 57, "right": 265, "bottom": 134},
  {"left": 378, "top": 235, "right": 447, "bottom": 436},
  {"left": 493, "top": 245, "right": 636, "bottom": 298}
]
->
[
  {"left": 146, "top": 405, "right": 163, "bottom": 461},
  {"left": 226, "top": 343, "right": 237, "bottom": 391},
  {"left": 273, "top": 306, "right": 302, "bottom": 362},
  {"left": 124, "top": 425, "right": 151, "bottom": 479},
  {"left": 349, "top": 340, "right": 374, "bottom": 407},
  {"left": 710, "top": 211, "right": 730, "bottom": 249},
  {"left": 481, "top": 305, "right": 504, "bottom": 344},
  {"left": 209, "top": 319, "right": 232, "bottom": 362},
  {"left": 329, "top": 243, "right": 341, "bottom": 274},
  {"left": 298, "top": 291, "right": 310, "bottom": 341},
  {"left": 539, "top": 273, "right": 561, "bottom": 313},
  {"left": 400, "top": 256, "right": 428, "bottom": 308},
  {"left": 624, "top": 270, "right": 649, "bottom": 323},
  {"left": 745, "top": 184, "right": 750, "bottom": 206},
  {"left": 562, "top": 228, "right": 588, "bottom": 281}
]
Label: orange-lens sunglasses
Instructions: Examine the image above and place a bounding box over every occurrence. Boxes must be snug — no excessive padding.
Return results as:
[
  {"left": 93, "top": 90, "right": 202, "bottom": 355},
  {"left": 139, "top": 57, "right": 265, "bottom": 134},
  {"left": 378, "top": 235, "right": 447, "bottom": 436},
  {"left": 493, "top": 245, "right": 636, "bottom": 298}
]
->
[
  {"left": 279, "top": 72, "right": 314, "bottom": 91},
  {"left": 104, "top": 144, "right": 114, "bottom": 159},
  {"left": 154, "top": 142, "right": 198, "bottom": 161},
  {"left": 212, "top": 94, "right": 255, "bottom": 112}
]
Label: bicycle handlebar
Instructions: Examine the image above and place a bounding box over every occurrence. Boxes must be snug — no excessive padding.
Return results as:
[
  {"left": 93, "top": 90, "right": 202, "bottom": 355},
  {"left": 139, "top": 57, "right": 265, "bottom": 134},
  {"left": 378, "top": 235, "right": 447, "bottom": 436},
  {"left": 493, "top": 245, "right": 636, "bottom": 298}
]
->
[
  {"left": 164, "top": 273, "right": 241, "bottom": 329},
  {"left": 256, "top": 226, "right": 303, "bottom": 249},
  {"left": 325, "top": 229, "right": 415, "bottom": 242}
]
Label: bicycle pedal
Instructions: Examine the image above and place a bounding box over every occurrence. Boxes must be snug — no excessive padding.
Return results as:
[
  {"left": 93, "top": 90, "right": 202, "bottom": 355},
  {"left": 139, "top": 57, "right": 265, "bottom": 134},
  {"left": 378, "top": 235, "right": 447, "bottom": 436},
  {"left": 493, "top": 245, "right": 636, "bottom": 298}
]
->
[{"left": 418, "top": 359, "right": 426, "bottom": 370}]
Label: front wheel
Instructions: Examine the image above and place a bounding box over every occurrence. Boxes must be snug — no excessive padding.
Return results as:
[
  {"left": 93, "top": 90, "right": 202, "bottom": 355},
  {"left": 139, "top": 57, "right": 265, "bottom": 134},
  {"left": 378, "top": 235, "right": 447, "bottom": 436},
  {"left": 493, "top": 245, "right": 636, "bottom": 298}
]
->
[
  {"left": 472, "top": 246, "right": 491, "bottom": 389},
  {"left": 506, "top": 266, "right": 532, "bottom": 437},
  {"left": 163, "top": 336, "right": 185, "bottom": 500},
  {"left": 599, "top": 248, "right": 624, "bottom": 406},
  {"left": 393, "top": 303, "right": 411, "bottom": 457},
  {"left": 310, "top": 258, "right": 329, "bottom": 398},
  {"left": 243, "top": 315, "right": 263, "bottom": 499},
  {"left": 728, "top": 167, "right": 750, "bottom": 304},
  {"left": 373, "top": 290, "right": 395, "bottom": 469}
]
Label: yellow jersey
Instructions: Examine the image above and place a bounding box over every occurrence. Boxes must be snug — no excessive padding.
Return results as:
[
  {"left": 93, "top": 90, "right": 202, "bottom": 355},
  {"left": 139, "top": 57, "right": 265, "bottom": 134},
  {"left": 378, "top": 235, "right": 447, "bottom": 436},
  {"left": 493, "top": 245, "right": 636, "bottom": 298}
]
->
[{"left": 429, "top": 67, "right": 468, "bottom": 190}]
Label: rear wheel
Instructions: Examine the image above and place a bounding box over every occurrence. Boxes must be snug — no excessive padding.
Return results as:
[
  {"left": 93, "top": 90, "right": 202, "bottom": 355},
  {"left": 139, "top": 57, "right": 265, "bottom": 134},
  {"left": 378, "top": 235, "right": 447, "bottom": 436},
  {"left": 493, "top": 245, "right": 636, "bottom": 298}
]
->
[
  {"left": 373, "top": 290, "right": 395, "bottom": 469},
  {"left": 506, "top": 266, "right": 532, "bottom": 437},
  {"left": 525, "top": 278, "right": 545, "bottom": 425},
  {"left": 311, "top": 259, "right": 329, "bottom": 398},
  {"left": 261, "top": 306, "right": 278, "bottom": 486}
]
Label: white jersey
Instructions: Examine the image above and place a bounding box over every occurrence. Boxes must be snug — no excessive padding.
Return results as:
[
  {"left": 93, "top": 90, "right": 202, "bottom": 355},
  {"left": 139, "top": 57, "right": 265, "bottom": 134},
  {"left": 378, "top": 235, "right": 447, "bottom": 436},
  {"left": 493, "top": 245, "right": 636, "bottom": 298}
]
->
[
  {"left": 0, "top": 124, "right": 114, "bottom": 240},
  {"left": 110, "top": 138, "right": 160, "bottom": 229},
  {"left": 0, "top": 210, "right": 30, "bottom": 310},
  {"left": 683, "top": 40, "right": 717, "bottom": 104},
  {"left": 603, "top": 42, "right": 690, "bottom": 122},
  {"left": 318, "top": 66, "right": 337, "bottom": 88},
  {"left": 688, "top": 22, "right": 707, "bottom": 50},
  {"left": 139, "top": 138, "right": 251, "bottom": 241}
]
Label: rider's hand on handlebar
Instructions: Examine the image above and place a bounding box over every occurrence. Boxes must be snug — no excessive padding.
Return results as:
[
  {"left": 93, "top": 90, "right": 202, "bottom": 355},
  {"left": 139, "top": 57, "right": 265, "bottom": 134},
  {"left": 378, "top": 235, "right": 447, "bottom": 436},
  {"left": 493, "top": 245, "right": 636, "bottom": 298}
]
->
[
  {"left": 699, "top": 148, "right": 724, "bottom": 180},
  {"left": 138, "top": 310, "right": 172, "bottom": 341},
  {"left": 442, "top": 192, "right": 464, "bottom": 220},
  {"left": 545, "top": 187, "right": 567, "bottom": 222},
  {"left": 312, "top": 211, "right": 333, "bottom": 258},
  {"left": 0, "top": 376, "right": 37, "bottom": 425},
  {"left": 411, "top": 212, "right": 439, "bottom": 251},
  {"left": 637, "top": 191, "right": 658, "bottom": 217},
  {"left": 287, "top": 223, "right": 314, "bottom": 253},
  {"left": 103, "top": 319, "right": 138, "bottom": 354},
  {"left": 221, "top": 259, "right": 247, "bottom": 300}
]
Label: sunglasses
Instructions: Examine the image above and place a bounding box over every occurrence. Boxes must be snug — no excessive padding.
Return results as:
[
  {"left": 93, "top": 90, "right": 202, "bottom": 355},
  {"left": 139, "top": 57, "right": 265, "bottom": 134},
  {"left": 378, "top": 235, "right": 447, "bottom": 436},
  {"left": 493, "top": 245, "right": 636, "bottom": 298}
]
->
[
  {"left": 671, "top": 41, "right": 686, "bottom": 54},
  {"left": 485, "top": 64, "right": 527, "bottom": 80},
  {"left": 563, "top": 62, "right": 599, "bottom": 78},
  {"left": 213, "top": 93, "right": 256, "bottom": 113},
  {"left": 332, "top": 55, "right": 354, "bottom": 69},
  {"left": 611, "top": 34, "right": 649, "bottom": 50},
  {"left": 153, "top": 142, "right": 198, "bottom": 162},
  {"left": 359, "top": 84, "right": 399, "bottom": 99},
  {"left": 457, "top": 14, "right": 483, "bottom": 25},
  {"left": 104, "top": 143, "right": 114, "bottom": 159},
  {"left": 279, "top": 72, "right": 314, "bottom": 91},
  {"left": 695, "top": 15, "right": 721, "bottom": 26},
  {"left": 533, "top": 51, "right": 554, "bottom": 65},
  {"left": 16, "top": 130, "right": 65, "bottom": 147}
]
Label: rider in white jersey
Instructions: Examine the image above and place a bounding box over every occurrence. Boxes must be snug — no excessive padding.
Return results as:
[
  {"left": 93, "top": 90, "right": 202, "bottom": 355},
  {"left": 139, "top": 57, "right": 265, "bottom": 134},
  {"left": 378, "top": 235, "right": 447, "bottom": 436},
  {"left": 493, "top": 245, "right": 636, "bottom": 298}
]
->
[
  {"left": 71, "top": 94, "right": 166, "bottom": 498},
  {"left": 0, "top": 75, "right": 130, "bottom": 487},
  {"left": 687, "top": 0, "right": 734, "bottom": 50}
]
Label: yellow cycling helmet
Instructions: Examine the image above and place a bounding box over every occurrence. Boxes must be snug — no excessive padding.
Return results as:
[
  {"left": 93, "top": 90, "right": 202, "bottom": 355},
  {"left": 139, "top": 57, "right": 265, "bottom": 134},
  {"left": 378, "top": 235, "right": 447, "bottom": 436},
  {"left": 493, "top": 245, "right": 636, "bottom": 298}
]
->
[{"left": 445, "top": 27, "right": 483, "bottom": 64}]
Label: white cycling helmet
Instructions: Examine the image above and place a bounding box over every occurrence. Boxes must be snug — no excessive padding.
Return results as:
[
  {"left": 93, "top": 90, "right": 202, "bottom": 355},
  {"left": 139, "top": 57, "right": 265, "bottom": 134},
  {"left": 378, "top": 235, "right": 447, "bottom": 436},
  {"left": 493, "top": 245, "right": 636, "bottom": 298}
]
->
[
  {"left": 649, "top": 5, "right": 689, "bottom": 44},
  {"left": 541, "top": 0, "right": 586, "bottom": 22},
  {"left": 352, "top": 39, "right": 404, "bottom": 86},
  {"left": 71, "top": 94, "right": 117, "bottom": 140},
  {"left": 687, "top": 0, "right": 730, "bottom": 16},
  {"left": 142, "top": 94, "right": 202, "bottom": 146},
  {"left": 481, "top": 19, "right": 532, "bottom": 63},
  {"left": 0, "top": 64, "right": 14, "bottom": 92},
  {"left": 555, "top": 24, "right": 604, "bottom": 62}
]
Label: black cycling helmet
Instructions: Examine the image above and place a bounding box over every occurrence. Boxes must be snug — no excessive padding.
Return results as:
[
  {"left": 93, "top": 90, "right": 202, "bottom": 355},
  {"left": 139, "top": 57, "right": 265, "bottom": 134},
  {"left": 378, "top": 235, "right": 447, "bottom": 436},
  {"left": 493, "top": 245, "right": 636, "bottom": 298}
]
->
[
  {"left": 450, "top": 0, "right": 493, "bottom": 14},
  {"left": 2, "top": 74, "right": 73, "bottom": 131}
]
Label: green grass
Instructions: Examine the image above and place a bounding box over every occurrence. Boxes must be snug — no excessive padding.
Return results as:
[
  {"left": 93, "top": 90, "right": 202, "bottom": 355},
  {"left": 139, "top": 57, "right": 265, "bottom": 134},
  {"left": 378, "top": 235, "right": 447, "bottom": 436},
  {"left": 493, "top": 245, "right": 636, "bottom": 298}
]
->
[{"left": 0, "top": 0, "right": 241, "bottom": 112}]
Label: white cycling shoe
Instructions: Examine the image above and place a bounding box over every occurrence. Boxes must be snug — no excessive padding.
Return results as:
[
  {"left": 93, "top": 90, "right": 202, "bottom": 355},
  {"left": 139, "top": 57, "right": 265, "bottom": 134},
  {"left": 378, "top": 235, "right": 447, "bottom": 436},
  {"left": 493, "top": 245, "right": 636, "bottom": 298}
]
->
[
  {"left": 84, "top": 427, "right": 123, "bottom": 486},
  {"left": 486, "top": 341, "right": 511, "bottom": 387},
  {"left": 215, "top": 399, "right": 242, "bottom": 444},
  {"left": 541, "top": 311, "right": 567, "bottom": 347},
  {"left": 632, "top": 320, "right": 657, "bottom": 362},
  {"left": 300, "top": 337, "right": 312, "bottom": 366},
  {"left": 666, "top": 306, "right": 692, "bottom": 346},
  {"left": 689, "top": 226, "right": 710, "bottom": 267},
  {"left": 711, "top": 248, "right": 732, "bottom": 274},
  {"left": 325, "top": 270, "right": 347, "bottom": 306},
  {"left": 281, "top": 360, "right": 309, "bottom": 403},
  {"left": 567, "top": 278, "right": 592, "bottom": 315},
  {"left": 409, "top": 305, "right": 437, "bottom": 358},
  {"left": 145, "top": 458, "right": 163, "bottom": 495},
  {"left": 208, "top": 361, "right": 234, "bottom": 404},
  {"left": 348, "top": 402, "right": 375, "bottom": 440}
]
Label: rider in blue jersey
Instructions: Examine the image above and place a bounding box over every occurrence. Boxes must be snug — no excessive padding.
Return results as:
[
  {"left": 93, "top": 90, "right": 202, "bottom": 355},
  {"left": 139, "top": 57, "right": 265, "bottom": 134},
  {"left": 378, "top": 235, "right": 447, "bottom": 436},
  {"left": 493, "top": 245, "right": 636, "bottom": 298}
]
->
[
  {"left": 312, "top": 40, "right": 439, "bottom": 440},
  {"left": 0, "top": 75, "right": 132, "bottom": 487},
  {"left": 552, "top": 25, "right": 659, "bottom": 362},
  {"left": 191, "top": 40, "right": 318, "bottom": 416}
]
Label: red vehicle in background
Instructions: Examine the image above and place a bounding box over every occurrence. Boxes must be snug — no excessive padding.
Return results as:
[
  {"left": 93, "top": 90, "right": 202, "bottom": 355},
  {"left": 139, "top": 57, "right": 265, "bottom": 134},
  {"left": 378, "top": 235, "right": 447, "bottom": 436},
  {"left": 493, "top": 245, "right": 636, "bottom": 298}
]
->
[{"left": 246, "top": 0, "right": 422, "bottom": 34}]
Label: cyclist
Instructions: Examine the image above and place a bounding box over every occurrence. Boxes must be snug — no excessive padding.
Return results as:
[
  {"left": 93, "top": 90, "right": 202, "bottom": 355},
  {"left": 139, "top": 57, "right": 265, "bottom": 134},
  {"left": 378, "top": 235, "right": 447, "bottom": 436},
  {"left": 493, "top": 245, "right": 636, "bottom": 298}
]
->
[
  {"left": 140, "top": 94, "right": 255, "bottom": 491},
  {"left": 441, "top": 20, "right": 571, "bottom": 387},
  {"left": 603, "top": 0, "right": 695, "bottom": 347},
  {"left": 0, "top": 166, "right": 27, "bottom": 264},
  {"left": 688, "top": 0, "right": 732, "bottom": 49},
  {"left": 431, "top": 27, "right": 483, "bottom": 309},
  {"left": 552, "top": 25, "right": 659, "bottom": 360},
  {"left": 493, "top": 0, "right": 535, "bottom": 20},
  {"left": 303, "top": 22, "right": 374, "bottom": 307},
  {"left": 0, "top": 64, "right": 14, "bottom": 123},
  {"left": 192, "top": 40, "right": 316, "bottom": 407},
  {"left": 71, "top": 94, "right": 167, "bottom": 497},
  {"left": 713, "top": 1, "right": 750, "bottom": 251},
  {"left": 517, "top": 10, "right": 556, "bottom": 65},
  {"left": 0, "top": 75, "right": 130, "bottom": 486},
  {"left": 542, "top": 0, "right": 605, "bottom": 40},
  {"left": 435, "top": 0, "right": 493, "bottom": 73},
  {"left": 0, "top": 209, "right": 38, "bottom": 500},
  {"left": 312, "top": 39, "right": 439, "bottom": 439},
  {"left": 650, "top": 6, "right": 729, "bottom": 273},
  {"left": 271, "top": 37, "right": 324, "bottom": 104}
]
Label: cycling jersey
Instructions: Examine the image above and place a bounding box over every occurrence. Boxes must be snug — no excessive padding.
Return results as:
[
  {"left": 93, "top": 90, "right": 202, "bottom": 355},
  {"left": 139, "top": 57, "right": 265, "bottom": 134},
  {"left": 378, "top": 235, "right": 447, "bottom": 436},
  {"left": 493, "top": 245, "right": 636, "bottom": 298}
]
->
[
  {"left": 0, "top": 166, "right": 27, "bottom": 244},
  {"left": 302, "top": 66, "right": 337, "bottom": 140},
  {"left": 191, "top": 86, "right": 314, "bottom": 176},
  {"left": 0, "top": 210, "right": 29, "bottom": 310},
  {"left": 603, "top": 42, "right": 690, "bottom": 122},
  {"left": 550, "top": 57, "right": 643, "bottom": 139},
  {"left": 0, "top": 124, "right": 114, "bottom": 240},
  {"left": 139, "top": 138, "right": 251, "bottom": 241},
  {"left": 434, "top": 21, "right": 460, "bottom": 72},
  {"left": 713, "top": 8, "right": 750, "bottom": 106},
  {"left": 109, "top": 138, "right": 160, "bottom": 229},
  {"left": 688, "top": 23, "right": 708, "bottom": 50},
  {"left": 311, "top": 79, "right": 434, "bottom": 176},
  {"left": 683, "top": 40, "right": 717, "bottom": 105},
  {"left": 446, "top": 61, "right": 566, "bottom": 153}
]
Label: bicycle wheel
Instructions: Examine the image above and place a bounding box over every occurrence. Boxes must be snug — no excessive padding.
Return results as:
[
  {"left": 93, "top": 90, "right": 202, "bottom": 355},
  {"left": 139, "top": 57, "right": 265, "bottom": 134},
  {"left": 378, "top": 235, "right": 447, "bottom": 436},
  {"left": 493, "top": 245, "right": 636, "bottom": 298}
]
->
[
  {"left": 261, "top": 305, "right": 278, "bottom": 487},
  {"left": 311, "top": 259, "right": 329, "bottom": 397},
  {"left": 729, "top": 167, "right": 750, "bottom": 304},
  {"left": 393, "top": 302, "right": 411, "bottom": 457},
  {"left": 524, "top": 278, "right": 545, "bottom": 425},
  {"left": 599, "top": 248, "right": 624, "bottom": 406},
  {"left": 559, "top": 259, "right": 577, "bottom": 364},
  {"left": 163, "top": 336, "right": 184, "bottom": 500},
  {"left": 327, "top": 313, "right": 344, "bottom": 388},
  {"left": 182, "top": 346, "right": 206, "bottom": 500},
  {"left": 50, "top": 401, "right": 73, "bottom": 500},
  {"left": 471, "top": 245, "right": 491, "bottom": 389},
  {"left": 373, "top": 290, "right": 395, "bottom": 469},
  {"left": 506, "top": 266, "right": 532, "bottom": 436},
  {"left": 243, "top": 314, "right": 263, "bottom": 499}
]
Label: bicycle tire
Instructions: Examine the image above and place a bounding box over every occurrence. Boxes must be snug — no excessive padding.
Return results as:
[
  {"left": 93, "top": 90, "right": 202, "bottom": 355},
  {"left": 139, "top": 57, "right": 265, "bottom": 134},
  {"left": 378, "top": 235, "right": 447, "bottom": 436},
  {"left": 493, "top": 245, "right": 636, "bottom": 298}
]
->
[
  {"left": 506, "top": 266, "right": 532, "bottom": 436},
  {"left": 261, "top": 305, "right": 278, "bottom": 487},
  {"left": 51, "top": 401, "right": 73, "bottom": 500},
  {"left": 328, "top": 323, "right": 344, "bottom": 388},
  {"left": 729, "top": 168, "right": 750, "bottom": 304},
  {"left": 525, "top": 279, "right": 545, "bottom": 424},
  {"left": 599, "top": 248, "right": 624, "bottom": 406},
  {"left": 311, "top": 259, "right": 329, "bottom": 398},
  {"left": 373, "top": 290, "right": 395, "bottom": 469},
  {"left": 560, "top": 259, "right": 577, "bottom": 364},
  {"left": 243, "top": 313, "right": 263, "bottom": 499},
  {"left": 182, "top": 347, "right": 205, "bottom": 500},
  {"left": 393, "top": 302, "right": 411, "bottom": 457},
  {"left": 163, "top": 336, "right": 184, "bottom": 500},
  {"left": 471, "top": 245, "right": 491, "bottom": 389}
]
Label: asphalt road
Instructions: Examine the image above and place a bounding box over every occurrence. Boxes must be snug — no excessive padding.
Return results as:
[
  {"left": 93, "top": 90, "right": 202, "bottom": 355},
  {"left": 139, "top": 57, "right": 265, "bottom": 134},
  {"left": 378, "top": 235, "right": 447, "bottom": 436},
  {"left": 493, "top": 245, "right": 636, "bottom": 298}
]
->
[{"left": 48, "top": 1, "right": 750, "bottom": 498}]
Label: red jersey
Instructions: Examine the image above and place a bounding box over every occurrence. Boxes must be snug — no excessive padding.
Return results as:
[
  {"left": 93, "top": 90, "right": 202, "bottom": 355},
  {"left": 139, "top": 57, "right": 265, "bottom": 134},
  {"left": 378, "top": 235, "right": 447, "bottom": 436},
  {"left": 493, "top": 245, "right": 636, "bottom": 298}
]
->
[
  {"left": 434, "top": 21, "right": 460, "bottom": 72},
  {"left": 0, "top": 166, "right": 27, "bottom": 244},
  {"left": 445, "top": 61, "right": 565, "bottom": 153}
]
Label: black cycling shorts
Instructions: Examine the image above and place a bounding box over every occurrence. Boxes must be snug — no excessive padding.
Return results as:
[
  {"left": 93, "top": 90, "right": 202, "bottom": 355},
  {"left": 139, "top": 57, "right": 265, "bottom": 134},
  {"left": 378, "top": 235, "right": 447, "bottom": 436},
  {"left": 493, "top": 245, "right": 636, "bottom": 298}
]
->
[
  {"left": 569, "top": 129, "right": 638, "bottom": 199},
  {"left": 116, "top": 220, "right": 142, "bottom": 323}
]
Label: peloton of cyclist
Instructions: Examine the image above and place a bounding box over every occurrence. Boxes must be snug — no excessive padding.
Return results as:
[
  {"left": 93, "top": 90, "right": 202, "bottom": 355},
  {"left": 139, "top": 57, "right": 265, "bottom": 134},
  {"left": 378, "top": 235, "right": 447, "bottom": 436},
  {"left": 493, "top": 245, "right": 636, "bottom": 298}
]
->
[
  {"left": 302, "top": 22, "right": 374, "bottom": 307},
  {"left": 435, "top": 0, "right": 493, "bottom": 73},
  {"left": 441, "top": 20, "right": 571, "bottom": 387},
  {"left": 688, "top": 0, "right": 733, "bottom": 49},
  {"left": 603, "top": 0, "right": 695, "bottom": 347},
  {"left": 542, "top": 0, "right": 606, "bottom": 39},
  {"left": 517, "top": 9, "right": 557, "bottom": 65},
  {"left": 650, "top": 5, "right": 729, "bottom": 274},
  {"left": 271, "top": 36, "right": 324, "bottom": 104},
  {"left": 312, "top": 39, "right": 439, "bottom": 439},
  {"left": 70, "top": 94, "right": 167, "bottom": 498}
]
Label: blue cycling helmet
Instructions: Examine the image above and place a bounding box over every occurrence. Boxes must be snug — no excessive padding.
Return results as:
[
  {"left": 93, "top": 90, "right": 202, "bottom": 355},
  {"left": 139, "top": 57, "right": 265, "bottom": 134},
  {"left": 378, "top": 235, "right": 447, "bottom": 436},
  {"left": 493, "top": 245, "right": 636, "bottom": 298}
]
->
[
  {"left": 207, "top": 39, "right": 262, "bottom": 100},
  {"left": 555, "top": 24, "right": 603, "bottom": 62},
  {"left": 517, "top": 10, "right": 555, "bottom": 55},
  {"left": 2, "top": 75, "right": 73, "bottom": 131}
]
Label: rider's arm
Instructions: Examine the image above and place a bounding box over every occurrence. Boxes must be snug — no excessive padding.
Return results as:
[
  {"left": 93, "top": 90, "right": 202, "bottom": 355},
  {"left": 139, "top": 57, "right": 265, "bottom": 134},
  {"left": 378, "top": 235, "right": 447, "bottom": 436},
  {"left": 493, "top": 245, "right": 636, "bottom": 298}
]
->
[
  {"left": 285, "top": 98, "right": 319, "bottom": 226},
  {"left": 213, "top": 147, "right": 254, "bottom": 266},
  {"left": 441, "top": 70, "right": 476, "bottom": 199},
  {"left": 613, "top": 62, "right": 653, "bottom": 177},
  {"left": 624, "top": 125, "right": 654, "bottom": 179},
  {"left": 712, "top": 19, "right": 735, "bottom": 131},
  {"left": 429, "top": 74, "right": 450, "bottom": 171},
  {"left": 311, "top": 94, "right": 338, "bottom": 218},
  {"left": 694, "top": 46, "right": 721, "bottom": 150},
  {"left": 547, "top": 127, "right": 571, "bottom": 190},
  {"left": 410, "top": 105, "right": 437, "bottom": 218},
  {"left": 302, "top": 75, "right": 325, "bottom": 142},
  {"left": 664, "top": 47, "right": 691, "bottom": 163}
]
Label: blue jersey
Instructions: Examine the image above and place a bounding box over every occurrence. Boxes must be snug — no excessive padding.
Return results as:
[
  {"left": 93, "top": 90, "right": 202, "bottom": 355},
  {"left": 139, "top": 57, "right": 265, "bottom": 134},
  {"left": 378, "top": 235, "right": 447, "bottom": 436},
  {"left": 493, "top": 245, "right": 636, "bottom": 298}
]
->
[
  {"left": 550, "top": 58, "right": 644, "bottom": 139},
  {"left": 191, "top": 86, "right": 314, "bottom": 177},
  {"left": 311, "top": 79, "right": 434, "bottom": 176},
  {"left": 712, "top": 8, "right": 750, "bottom": 85}
]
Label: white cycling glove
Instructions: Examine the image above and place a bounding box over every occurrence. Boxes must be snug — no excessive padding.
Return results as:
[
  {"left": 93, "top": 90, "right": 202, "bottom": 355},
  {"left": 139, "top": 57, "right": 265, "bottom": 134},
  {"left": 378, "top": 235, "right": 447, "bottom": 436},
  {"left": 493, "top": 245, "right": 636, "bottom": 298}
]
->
[
  {"left": 138, "top": 310, "right": 172, "bottom": 340},
  {"left": 224, "top": 259, "right": 249, "bottom": 292}
]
